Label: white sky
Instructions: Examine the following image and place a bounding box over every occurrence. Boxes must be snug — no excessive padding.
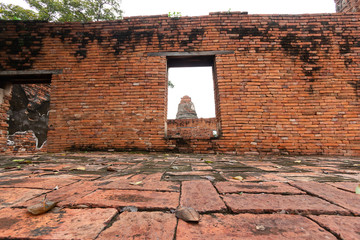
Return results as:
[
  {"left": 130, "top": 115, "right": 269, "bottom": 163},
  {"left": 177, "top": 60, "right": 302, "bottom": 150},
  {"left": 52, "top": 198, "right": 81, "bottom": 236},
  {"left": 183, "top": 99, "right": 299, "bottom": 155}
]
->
[
  {"left": 168, "top": 67, "right": 215, "bottom": 119},
  {"left": 1, "top": 0, "right": 336, "bottom": 119},
  {"left": 1, "top": 0, "right": 336, "bottom": 16}
]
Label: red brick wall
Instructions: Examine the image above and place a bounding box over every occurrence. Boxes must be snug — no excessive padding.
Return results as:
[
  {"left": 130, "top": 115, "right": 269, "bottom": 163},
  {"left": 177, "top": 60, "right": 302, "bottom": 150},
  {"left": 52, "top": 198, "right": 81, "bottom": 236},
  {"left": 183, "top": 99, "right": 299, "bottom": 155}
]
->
[
  {"left": 167, "top": 118, "right": 217, "bottom": 139},
  {"left": 0, "top": 86, "right": 11, "bottom": 152},
  {"left": 0, "top": 12, "right": 360, "bottom": 155},
  {"left": 335, "top": 0, "right": 360, "bottom": 12}
]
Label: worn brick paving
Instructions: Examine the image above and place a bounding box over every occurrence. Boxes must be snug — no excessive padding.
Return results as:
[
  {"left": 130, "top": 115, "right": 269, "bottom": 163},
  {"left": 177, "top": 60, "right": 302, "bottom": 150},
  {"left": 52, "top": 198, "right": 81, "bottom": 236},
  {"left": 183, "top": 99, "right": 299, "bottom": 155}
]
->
[{"left": 0, "top": 152, "right": 359, "bottom": 239}]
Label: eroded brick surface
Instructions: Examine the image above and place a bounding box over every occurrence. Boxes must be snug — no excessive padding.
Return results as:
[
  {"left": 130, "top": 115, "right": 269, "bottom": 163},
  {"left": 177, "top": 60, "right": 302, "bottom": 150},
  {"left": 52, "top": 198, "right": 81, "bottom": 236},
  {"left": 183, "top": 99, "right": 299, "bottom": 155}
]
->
[
  {"left": 17, "top": 180, "right": 99, "bottom": 207},
  {"left": 223, "top": 194, "right": 349, "bottom": 214},
  {"left": 0, "top": 175, "right": 79, "bottom": 189},
  {"left": 181, "top": 180, "right": 226, "bottom": 212},
  {"left": 215, "top": 181, "right": 305, "bottom": 194},
  {"left": 327, "top": 182, "right": 359, "bottom": 192},
  {"left": 96, "top": 173, "right": 180, "bottom": 192},
  {"left": 176, "top": 214, "right": 336, "bottom": 239},
  {"left": 291, "top": 181, "right": 360, "bottom": 215},
  {"left": 98, "top": 212, "right": 176, "bottom": 239},
  {"left": 309, "top": 215, "right": 360, "bottom": 240},
  {"left": 77, "top": 189, "right": 179, "bottom": 210},
  {"left": 0, "top": 208, "right": 117, "bottom": 239},
  {"left": 0, "top": 188, "right": 48, "bottom": 208}
]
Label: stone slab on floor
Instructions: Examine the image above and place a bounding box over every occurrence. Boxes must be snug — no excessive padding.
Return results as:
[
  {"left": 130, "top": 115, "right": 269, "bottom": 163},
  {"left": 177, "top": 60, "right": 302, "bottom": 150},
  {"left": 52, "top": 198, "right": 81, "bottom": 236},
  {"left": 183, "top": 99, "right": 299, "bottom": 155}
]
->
[
  {"left": 291, "top": 181, "right": 360, "bottom": 215},
  {"left": 77, "top": 189, "right": 179, "bottom": 210},
  {"left": 16, "top": 180, "right": 99, "bottom": 208},
  {"left": 176, "top": 213, "right": 336, "bottom": 239},
  {"left": 181, "top": 180, "right": 226, "bottom": 212},
  {"left": 326, "top": 182, "right": 359, "bottom": 193},
  {"left": 0, "top": 188, "right": 48, "bottom": 208},
  {"left": 97, "top": 211, "right": 176, "bottom": 239},
  {"left": 309, "top": 215, "right": 360, "bottom": 240},
  {"left": 0, "top": 175, "right": 79, "bottom": 189},
  {"left": 223, "top": 193, "right": 349, "bottom": 214},
  {"left": 215, "top": 181, "right": 305, "bottom": 194},
  {"left": 96, "top": 173, "right": 180, "bottom": 192},
  {"left": 0, "top": 207, "right": 117, "bottom": 239}
]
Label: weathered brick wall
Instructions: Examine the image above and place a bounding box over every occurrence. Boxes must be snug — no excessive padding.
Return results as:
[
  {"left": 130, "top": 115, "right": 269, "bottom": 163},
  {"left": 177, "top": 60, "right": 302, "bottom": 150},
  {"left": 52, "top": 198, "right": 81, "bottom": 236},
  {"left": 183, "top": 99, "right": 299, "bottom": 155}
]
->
[
  {"left": 0, "top": 12, "right": 360, "bottom": 155},
  {"left": 6, "top": 131, "right": 46, "bottom": 153},
  {"left": 0, "top": 85, "right": 11, "bottom": 152},
  {"left": 3, "top": 83, "right": 50, "bottom": 153},
  {"left": 167, "top": 118, "right": 217, "bottom": 139},
  {"left": 335, "top": 0, "right": 360, "bottom": 12}
]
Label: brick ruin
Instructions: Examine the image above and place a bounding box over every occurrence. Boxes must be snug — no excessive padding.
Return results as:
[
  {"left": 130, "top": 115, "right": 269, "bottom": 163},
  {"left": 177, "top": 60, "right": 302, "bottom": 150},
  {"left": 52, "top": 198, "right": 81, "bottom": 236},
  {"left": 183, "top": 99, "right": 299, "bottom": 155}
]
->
[
  {"left": 335, "top": 0, "right": 360, "bottom": 12},
  {"left": 0, "top": 3, "right": 360, "bottom": 156}
]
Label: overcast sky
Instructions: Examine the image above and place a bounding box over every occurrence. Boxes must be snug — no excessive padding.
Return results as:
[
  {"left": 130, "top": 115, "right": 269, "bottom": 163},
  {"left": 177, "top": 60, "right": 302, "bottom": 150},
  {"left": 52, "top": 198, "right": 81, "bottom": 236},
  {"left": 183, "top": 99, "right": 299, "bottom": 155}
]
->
[
  {"left": 1, "top": 0, "right": 336, "bottom": 119},
  {"left": 1, "top": 0, "right": 336, "bottom": 16}
]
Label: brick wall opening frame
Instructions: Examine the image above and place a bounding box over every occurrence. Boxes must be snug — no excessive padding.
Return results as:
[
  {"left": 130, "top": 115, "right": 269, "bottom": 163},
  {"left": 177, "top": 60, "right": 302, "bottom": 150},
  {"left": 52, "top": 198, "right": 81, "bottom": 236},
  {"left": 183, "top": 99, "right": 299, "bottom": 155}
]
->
[
  {"left": 149, "top": 50, "right": 233, "bottom": 141},
  {"left": 0, "top": 70, "right": 57, "bottom": 153}
]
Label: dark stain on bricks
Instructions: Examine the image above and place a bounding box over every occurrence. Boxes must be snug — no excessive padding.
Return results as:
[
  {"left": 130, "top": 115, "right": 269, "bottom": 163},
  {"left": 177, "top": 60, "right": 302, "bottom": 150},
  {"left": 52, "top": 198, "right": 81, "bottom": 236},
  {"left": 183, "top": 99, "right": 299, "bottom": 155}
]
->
[
  {"left": 180, "top": 28, "right": 205, "bottom": 48},
  {"left": 348, "top": 81, "right": 360, "bottom": 98},
  {"left": 111, "top": 27, "right": 155, "bottom": 53},
  {"left": 1, "top": 22, "right": 45, "bottom": 70},
  {"left": 0, "top": 178, "right": 26, "bottom": 186},
  {"left": 339, "top": 39, "right": 351, "bottom": 55},
  {"left": 97, "top": 181, "right": 112, "bottom": 186},
  {"left": 0, "top": 217, "right": 20, "bottom": 230},
  {"left": 344, "top": 58, "right": 353, "bottom": 68},
  {"left": 108, "top": 194, "right": 151, "bottom": 202},
  {"left": 30, "top": 226, "right": 58, "bottom": 237},
  {"left": 223, "top": 27, "right": 263, "bottom": 40},
  {"left": 233, "top": 184, "right": 275, "bottom": 190},
  {"left": 157, "top": 32, "right": 165, "bottom": 49}
]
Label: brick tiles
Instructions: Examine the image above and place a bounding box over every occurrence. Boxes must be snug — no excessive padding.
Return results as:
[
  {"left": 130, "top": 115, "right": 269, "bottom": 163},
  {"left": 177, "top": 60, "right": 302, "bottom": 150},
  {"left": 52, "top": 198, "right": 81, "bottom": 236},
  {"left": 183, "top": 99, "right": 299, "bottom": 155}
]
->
[{"left": 0, "top": 152, "right": 359, "bottom": 239}]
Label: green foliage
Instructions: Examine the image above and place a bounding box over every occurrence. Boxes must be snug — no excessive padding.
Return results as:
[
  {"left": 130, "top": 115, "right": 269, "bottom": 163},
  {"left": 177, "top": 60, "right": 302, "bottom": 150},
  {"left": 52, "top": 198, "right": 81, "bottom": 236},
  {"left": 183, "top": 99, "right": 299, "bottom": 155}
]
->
[
  {"left": 0, "top": 3, "right": 39, "bottom": 20},
  {"left": 168, "top": 11, "right": 181, "bottom": 18},
  {"left": 168, "top": 80, "right": 175, "bottom": 88},
  {"left": 0, "top": 0, "right": 122, "bottom": 22}
]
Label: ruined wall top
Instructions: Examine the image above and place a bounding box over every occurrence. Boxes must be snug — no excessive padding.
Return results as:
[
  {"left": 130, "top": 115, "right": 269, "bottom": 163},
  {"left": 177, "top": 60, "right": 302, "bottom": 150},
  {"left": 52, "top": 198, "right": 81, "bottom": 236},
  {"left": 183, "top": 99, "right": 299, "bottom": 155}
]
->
[{"left": 335, "top": 0, "right": 360, "bottom": 12}]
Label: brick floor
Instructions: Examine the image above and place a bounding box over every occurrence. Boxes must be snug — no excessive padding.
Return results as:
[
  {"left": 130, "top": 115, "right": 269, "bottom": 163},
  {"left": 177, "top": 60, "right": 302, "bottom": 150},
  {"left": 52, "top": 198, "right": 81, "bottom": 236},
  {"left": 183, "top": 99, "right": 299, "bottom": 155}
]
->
[
  {"left": 0, "top": 208, "right": 117, "bottom": 239},
  {"left": 291, "top": 181, "right": 360, "bottom": 215},
  {"left": 176, "top": 214, "right": 336, "bottom": 239},
  {"left": 181, "top": 180, "right": 226, "bottom": 212},
  {"left": 215, "top": 181, "right": 304, "bottom": 194},
  {"left": 77, "top": 189, "right": 179, "bottom": 210},
  {"left": 309, "top": 215, "right": 360, "bottom": 240},
  {"left": 0, "top": 152, "right": 359, "bottom": 239},
  {"left": 0, "top": 188, "right": 48, "bottom": 208},
  {"left": 97, "top": 212, "right": 176, "bottom": 239},
  {"left": 223, "top": 193, "right": 349, "bottom": 214}
]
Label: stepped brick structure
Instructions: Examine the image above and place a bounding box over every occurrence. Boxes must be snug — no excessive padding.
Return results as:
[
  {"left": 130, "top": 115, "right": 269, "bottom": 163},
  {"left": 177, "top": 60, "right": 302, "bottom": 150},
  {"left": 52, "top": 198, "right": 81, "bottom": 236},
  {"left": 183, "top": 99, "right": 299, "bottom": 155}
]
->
[
  {"left": 176, "top": 95, "right": 198, "bottom": 119},
  {"left": 335, "top": 0, "right": 360, "bottom": 13},
  {"left": 1, "top": 6, "right": 360, "bottom": 155}
]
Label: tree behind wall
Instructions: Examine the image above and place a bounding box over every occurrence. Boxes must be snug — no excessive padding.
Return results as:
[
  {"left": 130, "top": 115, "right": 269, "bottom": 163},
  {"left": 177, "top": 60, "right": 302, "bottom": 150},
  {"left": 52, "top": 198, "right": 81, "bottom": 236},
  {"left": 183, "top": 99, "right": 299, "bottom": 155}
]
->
[{"left": 0, "top": 0, "right": 122, "bottom": 22}]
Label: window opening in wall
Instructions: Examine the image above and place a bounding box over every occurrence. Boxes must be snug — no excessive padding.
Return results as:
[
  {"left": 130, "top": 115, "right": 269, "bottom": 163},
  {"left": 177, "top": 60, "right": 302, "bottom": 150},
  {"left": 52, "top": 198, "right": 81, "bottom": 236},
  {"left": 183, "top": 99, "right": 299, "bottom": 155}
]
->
[
  {"left": 166, "top": 56, "right": 219, "bottom": 139},
  {"left": 167, "top": 66, "right": 215, "bottom": 119}
]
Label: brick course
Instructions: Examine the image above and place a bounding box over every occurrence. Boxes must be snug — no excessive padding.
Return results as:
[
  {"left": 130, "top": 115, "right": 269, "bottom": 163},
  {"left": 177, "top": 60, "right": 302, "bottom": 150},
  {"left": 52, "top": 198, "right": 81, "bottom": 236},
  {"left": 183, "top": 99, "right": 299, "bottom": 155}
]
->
[{"left": 0, "top": 12, "right": 360, "bottom": 155}]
